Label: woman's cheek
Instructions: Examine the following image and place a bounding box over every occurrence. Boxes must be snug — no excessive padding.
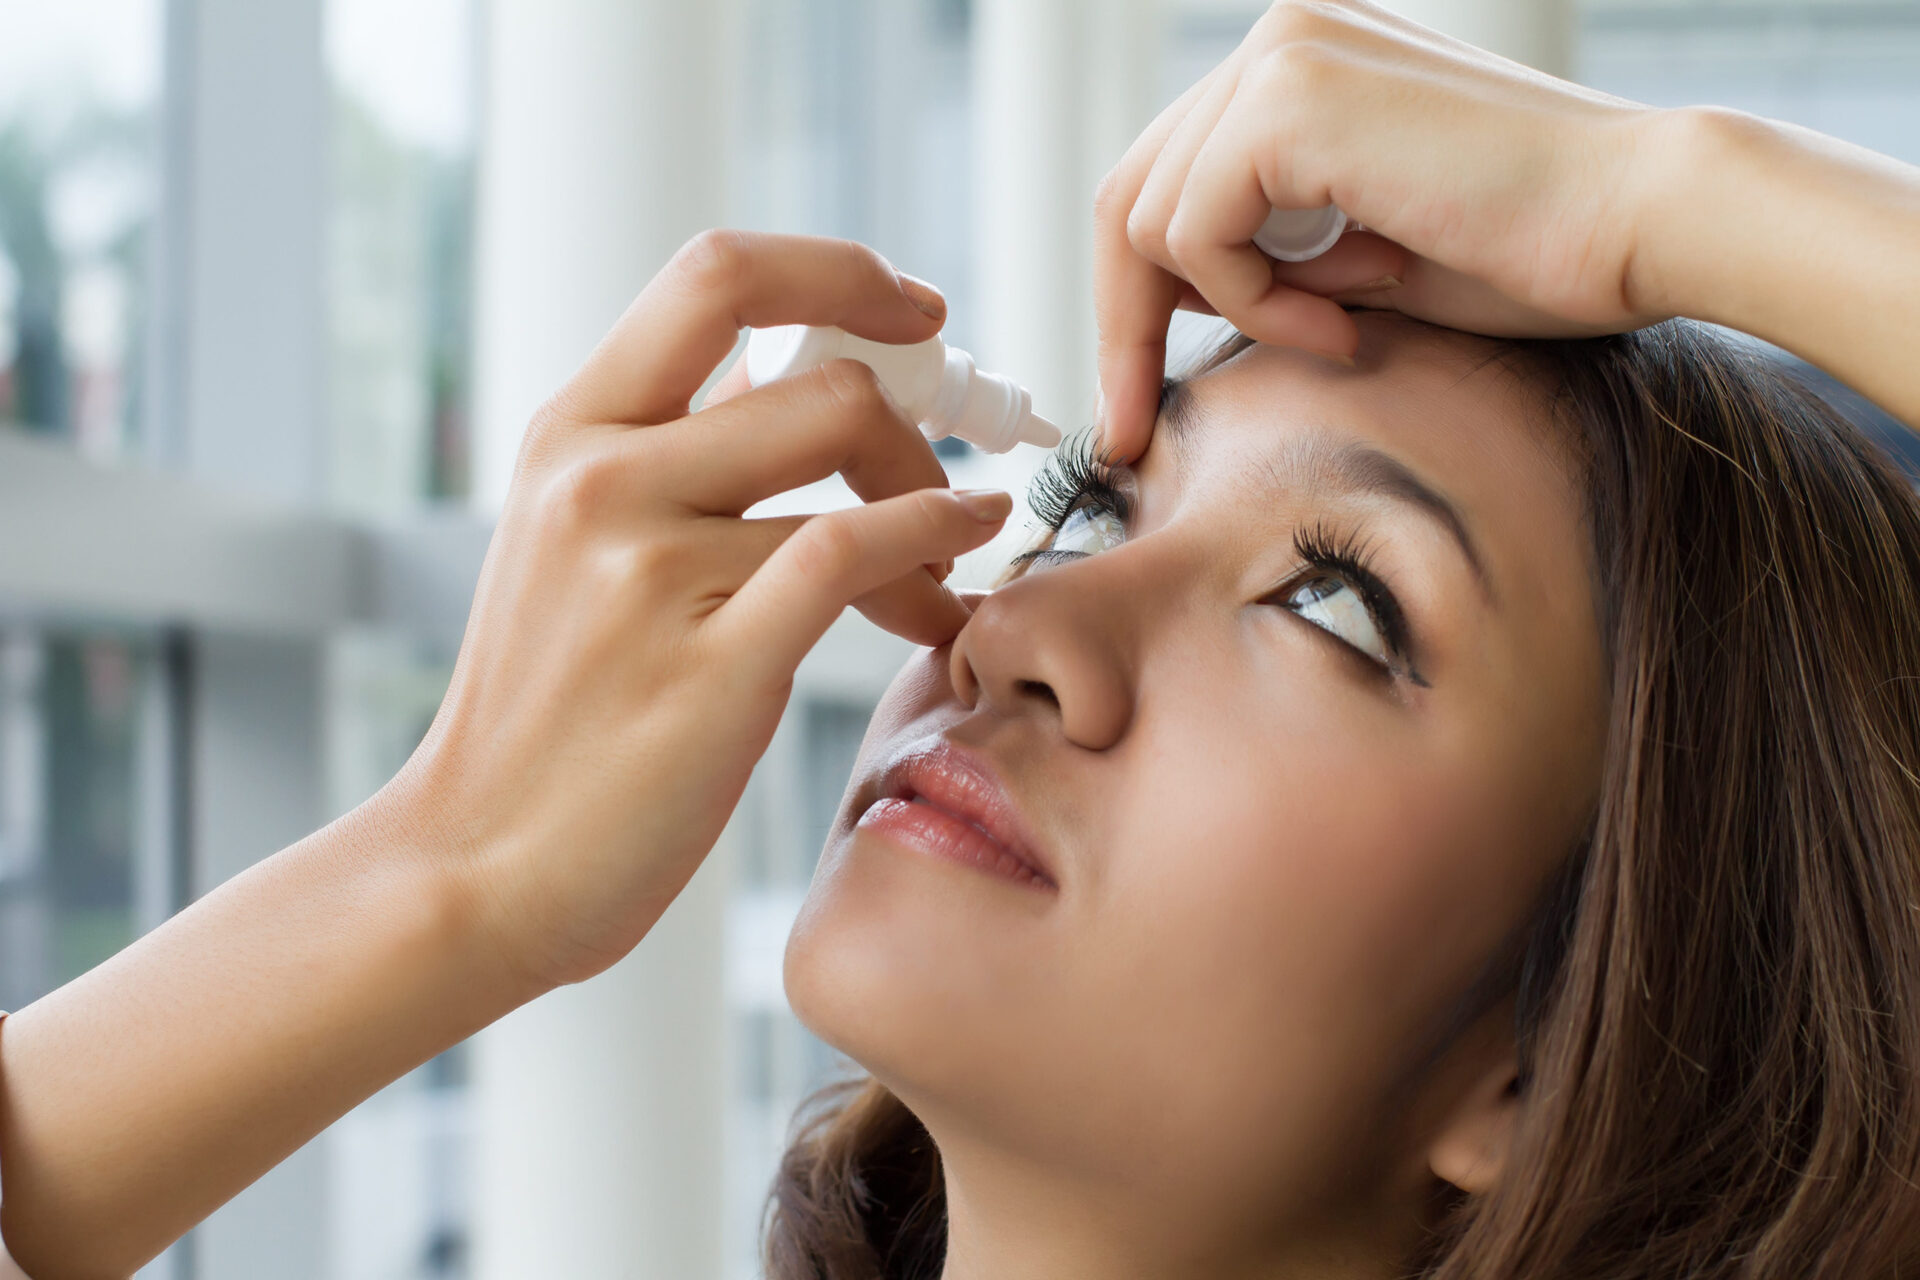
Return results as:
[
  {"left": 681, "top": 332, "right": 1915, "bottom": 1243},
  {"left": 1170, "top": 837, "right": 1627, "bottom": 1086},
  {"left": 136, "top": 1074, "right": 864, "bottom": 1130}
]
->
[{"left": 1091, "top": 718, "right": 1531, "bottom": 1102}]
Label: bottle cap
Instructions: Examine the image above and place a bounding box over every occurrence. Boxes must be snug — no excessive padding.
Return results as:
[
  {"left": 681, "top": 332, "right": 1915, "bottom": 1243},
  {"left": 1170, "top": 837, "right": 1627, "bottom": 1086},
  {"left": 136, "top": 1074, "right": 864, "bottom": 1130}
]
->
[{"left": 1252, "top": 205, "right": 1347, "bottom": 263}]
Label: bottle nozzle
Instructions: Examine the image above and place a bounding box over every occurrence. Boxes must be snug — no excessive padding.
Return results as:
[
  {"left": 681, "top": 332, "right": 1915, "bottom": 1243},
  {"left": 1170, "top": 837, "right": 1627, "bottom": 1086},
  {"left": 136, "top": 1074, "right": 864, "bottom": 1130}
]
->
[
  {"left": 1019, "top": 409, "right": 1062, "bottom": 450},
  {"left": 745, "top": 322, "right": 1062, "bottom": 454}
]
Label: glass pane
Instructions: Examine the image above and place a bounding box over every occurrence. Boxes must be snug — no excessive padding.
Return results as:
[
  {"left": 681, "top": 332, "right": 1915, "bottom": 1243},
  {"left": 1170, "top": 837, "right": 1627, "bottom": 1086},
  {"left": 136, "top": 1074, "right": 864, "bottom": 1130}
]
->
[
  {"left": 0, "top": 629, "right": 155, "bottom": 1013},
  {"left": 1580, "top": 0, "right": 1920, "bottom": 169},
  {"left": 733, "top": 0, "right": 976, "bottom": 357},
  {"left": 326, "top": 0, "right": 477, "bottom": 513},
  {"left": 0, "top": 1, "right": 162, "bottom": 458}
]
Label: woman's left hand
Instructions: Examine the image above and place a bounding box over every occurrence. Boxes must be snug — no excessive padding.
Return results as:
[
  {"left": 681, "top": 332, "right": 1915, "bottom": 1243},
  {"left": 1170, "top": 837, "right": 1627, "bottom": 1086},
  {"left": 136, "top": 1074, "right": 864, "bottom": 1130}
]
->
[{"left": 1096, "top": 0, "right": 1678, "bottom": 460}]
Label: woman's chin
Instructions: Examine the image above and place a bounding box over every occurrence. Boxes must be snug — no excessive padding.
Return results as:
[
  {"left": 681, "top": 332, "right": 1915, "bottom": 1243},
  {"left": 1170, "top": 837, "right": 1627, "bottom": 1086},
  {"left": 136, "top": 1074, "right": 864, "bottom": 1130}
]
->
[{"left": 782, "top": 823, "right": 1064, "bottom": 1104}]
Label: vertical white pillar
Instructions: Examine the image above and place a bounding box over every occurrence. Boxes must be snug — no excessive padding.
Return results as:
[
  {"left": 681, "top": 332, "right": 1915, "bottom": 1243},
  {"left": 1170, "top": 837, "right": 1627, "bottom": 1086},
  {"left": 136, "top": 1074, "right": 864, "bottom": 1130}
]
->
[
  {"left": 471, "top": 854, "right": 732, "bottom": 1280},
  {"left": 1385, "top": 0, "right": 1574, "bottom": 75},
  {"left": 166, "top": 0, "right": 329, "bottom": 505},
  {"left": 468, "top": 4, "right": 735, "bottom": 1278},
  {"left": 470, "top": 0, "right": 735, "bottom": 512},
  {"left": 970, "top": 0, "right": 1166, "bottom": 438},
  {"left": 153, "top": 2, "right": 334, "bottom": 1277}
]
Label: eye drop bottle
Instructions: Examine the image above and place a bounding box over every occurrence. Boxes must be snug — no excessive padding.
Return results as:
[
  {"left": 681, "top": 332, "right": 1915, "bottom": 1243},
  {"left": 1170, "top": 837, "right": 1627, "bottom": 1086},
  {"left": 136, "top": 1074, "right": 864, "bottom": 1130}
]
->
[
  {"left": 1254, "top": 204, "right": 1348, "bottom": 262},
  {"left": 745, "top": 324, "right": 1062, "bottom": 454}
]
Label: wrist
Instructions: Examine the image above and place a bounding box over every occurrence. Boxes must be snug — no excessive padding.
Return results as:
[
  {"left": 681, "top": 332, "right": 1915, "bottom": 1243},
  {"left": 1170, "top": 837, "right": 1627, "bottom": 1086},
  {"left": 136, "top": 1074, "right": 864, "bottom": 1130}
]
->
[
  {"left": 1622, "top": 104, "right": 1786, "bottom": 327},
  {"left": 350, "top": 770, "right": 558, "bottom": 1015}
]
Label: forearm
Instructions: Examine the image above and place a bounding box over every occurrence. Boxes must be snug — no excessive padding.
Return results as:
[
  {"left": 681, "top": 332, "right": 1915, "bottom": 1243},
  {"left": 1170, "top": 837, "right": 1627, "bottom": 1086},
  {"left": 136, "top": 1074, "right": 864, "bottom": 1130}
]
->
[
  {"left": 1634, "top": 105, "right": 1920, "bottom": 431},
  {"left": 0, "top": 788, "right": 536, "bottom": 1279}
]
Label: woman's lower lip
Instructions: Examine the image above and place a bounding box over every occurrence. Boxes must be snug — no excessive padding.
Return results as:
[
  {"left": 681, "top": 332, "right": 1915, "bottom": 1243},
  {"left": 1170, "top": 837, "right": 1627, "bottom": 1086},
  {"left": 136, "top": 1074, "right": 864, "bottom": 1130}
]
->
[{"left": 856, "top": 797, "right": 1053, "bottom": 890}]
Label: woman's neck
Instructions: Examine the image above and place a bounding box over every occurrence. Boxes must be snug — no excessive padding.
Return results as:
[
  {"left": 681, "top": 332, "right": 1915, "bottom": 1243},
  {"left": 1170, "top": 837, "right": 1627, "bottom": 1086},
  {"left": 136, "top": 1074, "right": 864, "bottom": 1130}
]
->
[{"left": 930, "top": 1128, "right": 1405, "bottom": 1280}]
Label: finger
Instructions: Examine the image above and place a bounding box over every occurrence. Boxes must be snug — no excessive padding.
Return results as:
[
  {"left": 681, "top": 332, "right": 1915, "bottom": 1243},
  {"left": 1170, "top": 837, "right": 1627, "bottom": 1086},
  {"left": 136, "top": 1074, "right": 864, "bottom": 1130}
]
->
[
  {"left": 557, "top": 230, "right": 947, "bottom": 428},
  {"left": 637, "top": 358, "right": 948, "bottom": 516},
  {"left": 1166, "top": 97, "right": 1358, "bottom": 358},
  {"left": 718, "top": 488, "right": 1013, "bottom": 673},
  {"left": 698, "top": 350, "right": 753, "bottom": 410},
  {"left": 1168, "top": 234, "right": 1406, "bottom": 319},
  {"left": 1331, "top": 254, "right": 1622, "bottom": 338},
  {"left": 1173, "top": 283, "right": 1220, "bottom": 316},
  {"left": 848, "top": 569, "right": 970, "bottom": 647},
  {"left": 694, "top": 514, "right": 955, "bottom": 619},
  {"left": 684, "top": 512, "right": 812, "bottom": 593},
  {"left": 1093, "top": 258, "right": 1183, "bottom": 467},
  {"left": 1125, "top": 69, "right": 1242, "bottom": 274},
  {"left": 1091, "top": 76, "right": 1219, "bottom": 466},
  {"left": 1268, "top": 230, "right": 1409, "bottom": 296}
]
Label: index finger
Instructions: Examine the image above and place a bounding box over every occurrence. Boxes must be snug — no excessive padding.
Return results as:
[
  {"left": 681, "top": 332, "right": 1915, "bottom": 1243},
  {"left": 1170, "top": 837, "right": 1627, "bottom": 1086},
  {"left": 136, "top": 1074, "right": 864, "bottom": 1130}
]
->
[
  {"left": 1092, "top": 81, "right": 1212, "bottom": 465},
  {"left": 558, "top": 231, "right": 948, "bottom": 428}
]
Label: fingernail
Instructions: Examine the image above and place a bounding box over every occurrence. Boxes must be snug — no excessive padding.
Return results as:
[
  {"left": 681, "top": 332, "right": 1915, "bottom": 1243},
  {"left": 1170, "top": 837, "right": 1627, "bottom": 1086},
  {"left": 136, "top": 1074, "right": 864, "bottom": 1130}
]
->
[
  {"left": 1349, "top": 274, "right": 1401, "bottom": 294},
  {"left": 1308, "top": 348, "right": 1358, "bottom": 368},
  {"left": 954, "top": 488, "right": 1012, "bottom": 522},
  {"left": 897, "top": 272, "right": 946, "bottom": 320},
  {"left": 926, "top": 557, "right": 955, "bottom": 582}
]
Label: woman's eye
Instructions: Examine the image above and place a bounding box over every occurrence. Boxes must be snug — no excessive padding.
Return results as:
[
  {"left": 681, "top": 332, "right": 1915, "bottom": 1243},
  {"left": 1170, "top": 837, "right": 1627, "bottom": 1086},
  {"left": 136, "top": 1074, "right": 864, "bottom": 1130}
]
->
[
  {"left": 1282, "top": 576, "right": 1389, "bottom": 666},
  {"left": 1049, "top": 504, "right": 1127, "bottom": 557}
]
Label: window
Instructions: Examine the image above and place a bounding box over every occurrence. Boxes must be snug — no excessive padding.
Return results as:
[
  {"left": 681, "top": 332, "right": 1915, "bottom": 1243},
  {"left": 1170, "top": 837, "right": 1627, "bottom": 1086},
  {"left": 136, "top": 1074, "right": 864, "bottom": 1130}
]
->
[
  {"left": 326, "top": 0, "right": 477, "bottom": 512},
  {"left": 0, "top": 0, "right": 161, "bottom": 458},
  {"left": 0, "top": 628, "right": 165, "bottom": 1014}
]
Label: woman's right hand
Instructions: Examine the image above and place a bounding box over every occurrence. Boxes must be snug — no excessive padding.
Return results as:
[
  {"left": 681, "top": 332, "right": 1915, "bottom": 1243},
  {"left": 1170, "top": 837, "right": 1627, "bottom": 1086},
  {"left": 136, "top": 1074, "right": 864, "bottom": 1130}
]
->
[{"left": 393, "top": 231, "right": 1012, "bottom": 992}]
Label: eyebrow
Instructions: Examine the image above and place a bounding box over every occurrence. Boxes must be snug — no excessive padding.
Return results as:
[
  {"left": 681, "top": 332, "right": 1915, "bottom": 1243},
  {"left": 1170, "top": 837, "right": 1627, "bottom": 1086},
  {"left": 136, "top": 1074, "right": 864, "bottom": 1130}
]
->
[{"left": 1156, "top": 378, "right": 1496, "bottom": 598}]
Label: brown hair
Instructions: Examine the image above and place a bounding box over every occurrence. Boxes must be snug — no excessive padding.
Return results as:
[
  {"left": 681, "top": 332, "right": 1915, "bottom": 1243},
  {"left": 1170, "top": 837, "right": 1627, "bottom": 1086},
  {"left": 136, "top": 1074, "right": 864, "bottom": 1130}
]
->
[{"left": 763, "top": 319, "right": 1920, "bottom": 1279}]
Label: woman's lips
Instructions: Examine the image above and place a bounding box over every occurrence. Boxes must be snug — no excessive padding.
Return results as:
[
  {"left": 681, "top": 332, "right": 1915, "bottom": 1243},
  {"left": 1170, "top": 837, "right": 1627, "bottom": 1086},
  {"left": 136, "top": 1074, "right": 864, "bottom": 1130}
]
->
[{"left": 855, "top": 741, "right": 1057, "bottom": 891}]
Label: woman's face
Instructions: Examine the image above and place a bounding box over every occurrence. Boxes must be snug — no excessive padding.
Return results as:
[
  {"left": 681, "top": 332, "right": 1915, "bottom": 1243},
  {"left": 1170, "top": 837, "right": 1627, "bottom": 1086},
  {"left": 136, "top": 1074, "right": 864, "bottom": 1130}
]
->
[{"left": 784, "top": 314, "right": 1610, "bottom": 1270}]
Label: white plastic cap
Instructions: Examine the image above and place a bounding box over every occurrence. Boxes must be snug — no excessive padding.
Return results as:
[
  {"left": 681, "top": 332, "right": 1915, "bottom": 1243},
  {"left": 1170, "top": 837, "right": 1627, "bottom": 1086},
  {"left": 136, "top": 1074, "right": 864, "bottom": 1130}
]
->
[{"left": 1252, "top": 204, "right": 1348, "bottom": 263}]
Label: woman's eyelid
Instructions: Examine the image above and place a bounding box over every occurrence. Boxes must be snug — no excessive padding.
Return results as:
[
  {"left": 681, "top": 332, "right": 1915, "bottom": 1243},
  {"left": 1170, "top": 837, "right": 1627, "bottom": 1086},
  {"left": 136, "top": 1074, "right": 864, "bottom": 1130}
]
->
[
  {"left": 1048, "top": 466, "right": 1136, "bottom": 539},
  {"left": 1279, "top": 524, "right": 1426, "bottom": 680}
]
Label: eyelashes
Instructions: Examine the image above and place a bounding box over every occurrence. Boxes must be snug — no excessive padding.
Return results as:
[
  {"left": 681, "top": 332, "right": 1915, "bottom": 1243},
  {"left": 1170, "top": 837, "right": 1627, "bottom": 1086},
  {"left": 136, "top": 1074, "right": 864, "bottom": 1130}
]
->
[
  {"left": 1024, "top": 430, "right": 1130, "bottom": 533},
  {"left": 1285, "top": 522, "right": 1424, "bottom": 684},
  {"left": 1011, "top": 432, "right": 1424, "bottom": 683}
]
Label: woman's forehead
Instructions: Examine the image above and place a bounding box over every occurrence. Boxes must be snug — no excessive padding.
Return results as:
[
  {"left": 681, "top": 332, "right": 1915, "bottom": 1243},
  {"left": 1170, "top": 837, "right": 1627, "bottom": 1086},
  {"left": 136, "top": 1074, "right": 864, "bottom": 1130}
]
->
[
  {"left": 1134, "top": 319, "right": 1592, "bottom": 611},
  {"left": 1145, "top": 321, "right": 1576, "bottom": 522}
]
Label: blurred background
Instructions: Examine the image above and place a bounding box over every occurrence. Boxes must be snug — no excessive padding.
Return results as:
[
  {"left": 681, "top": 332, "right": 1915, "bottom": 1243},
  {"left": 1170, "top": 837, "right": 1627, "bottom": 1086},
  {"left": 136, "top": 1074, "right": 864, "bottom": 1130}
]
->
[{"left": 0, "top": 1, "right": 1913, "bottom": 1277}]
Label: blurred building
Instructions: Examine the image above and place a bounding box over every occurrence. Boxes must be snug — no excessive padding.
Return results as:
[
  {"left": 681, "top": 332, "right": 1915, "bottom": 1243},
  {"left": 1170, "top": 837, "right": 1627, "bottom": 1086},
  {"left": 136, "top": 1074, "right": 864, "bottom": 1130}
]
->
[{"left": 0, "top": 2, "right": 1914, "bottom": 1278}]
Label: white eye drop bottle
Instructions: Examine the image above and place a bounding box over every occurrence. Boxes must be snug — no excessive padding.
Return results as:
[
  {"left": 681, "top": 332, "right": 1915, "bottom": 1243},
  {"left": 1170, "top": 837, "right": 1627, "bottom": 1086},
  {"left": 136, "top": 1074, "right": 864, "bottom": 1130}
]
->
[
  {"left": 745, "top": 325, "right": 1062, "bottom": 454},
  {"left": 1253, "top": 204, "right": 1349, "bottom": 262}
]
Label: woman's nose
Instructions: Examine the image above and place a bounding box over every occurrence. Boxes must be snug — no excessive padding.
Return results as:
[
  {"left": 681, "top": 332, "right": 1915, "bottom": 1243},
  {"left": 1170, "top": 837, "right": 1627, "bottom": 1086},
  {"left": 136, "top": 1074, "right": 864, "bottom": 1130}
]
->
[{"left": 946, "top": 561, "right": 1137, "bottom": 751}]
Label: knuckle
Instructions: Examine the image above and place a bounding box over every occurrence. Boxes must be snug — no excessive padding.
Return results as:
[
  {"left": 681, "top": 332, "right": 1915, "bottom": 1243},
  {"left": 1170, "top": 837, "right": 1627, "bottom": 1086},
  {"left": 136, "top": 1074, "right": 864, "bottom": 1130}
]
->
[
  {"left": 1125, "top": 204, "right": 1165, "bottom": 257},
  {"left": 1259, "top": 1, "right": 1338, "bottom": 46},
  {"left": 1093, "top": 167, "right": 1126, "bottom": 217},
  {"left": 789, "top": 513, "right": 866, "bottom": 584},
  {"left": 909, "top": 489, "right": 953, "bottom": 540},
  {"left": 1259, "top": 34, "right": 1340, "bottom": 92},
  {"left": 541, "top": 447, "right": 622, "bottom": 529},
  {"left": 526, "top": 381, "right": 592, "bottom": 442},
  {"left": 814, "top": 357, "right": 895, "bottom": 421},
  {"left": 604, "top": 536, "right": 676, "bottom": 592},
  {"left": 672, "top": 227, "right": 755, "bottom": 293},
  {"left": 1162, "top": 215, "right": 1204, "bottom": 265},
  {"left": 844, "top": 239, "right": 898, "bottom": 286}
]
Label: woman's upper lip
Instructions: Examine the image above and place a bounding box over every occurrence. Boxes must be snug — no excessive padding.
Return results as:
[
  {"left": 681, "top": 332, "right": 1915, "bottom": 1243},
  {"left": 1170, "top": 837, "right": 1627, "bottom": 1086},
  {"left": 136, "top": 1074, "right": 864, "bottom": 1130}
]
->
[{"left": 870, "top": 740, "right": 1058, "bottom": 887}]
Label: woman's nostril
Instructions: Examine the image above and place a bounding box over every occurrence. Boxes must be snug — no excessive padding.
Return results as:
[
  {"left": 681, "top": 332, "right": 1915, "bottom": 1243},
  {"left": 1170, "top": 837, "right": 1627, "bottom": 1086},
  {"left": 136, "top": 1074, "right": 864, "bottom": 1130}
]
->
[{"left": 1015, "top": 678, "right": 1061, "bottom": 709}]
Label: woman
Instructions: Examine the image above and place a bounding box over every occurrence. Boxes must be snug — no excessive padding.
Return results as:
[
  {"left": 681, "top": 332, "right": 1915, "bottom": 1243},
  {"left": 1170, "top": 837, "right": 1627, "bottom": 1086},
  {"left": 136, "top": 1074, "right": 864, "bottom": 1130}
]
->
[
  {"left": 767, "top": 316, "right": 1920, "bottom": 1279},
  {"left": 3, "top": 3, "right": 1918, "bottom": 1277}
]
